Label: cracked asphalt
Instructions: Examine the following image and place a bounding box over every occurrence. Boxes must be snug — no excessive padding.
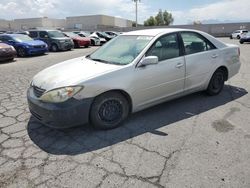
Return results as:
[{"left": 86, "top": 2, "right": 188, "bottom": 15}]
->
[{"left": 0, "top": 38, "right": 250, "bottom": 188}]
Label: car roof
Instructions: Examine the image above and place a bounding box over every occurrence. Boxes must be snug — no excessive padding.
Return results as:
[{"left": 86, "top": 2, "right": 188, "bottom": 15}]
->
[{"left": 123, "top": 28, "right": 190, "bottom": 36}]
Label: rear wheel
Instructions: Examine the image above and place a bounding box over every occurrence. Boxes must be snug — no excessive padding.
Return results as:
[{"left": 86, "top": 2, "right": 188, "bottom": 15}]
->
[
  {"left": 90, "top": 92, "right": 129, "bottom": 130},
  {"left": 17, "top": 47, "right": 26, "bottom": 57},
  {"left": 237, "top": 35, "right": 240, "bottom": 39},
  {"left": 240, "top": 41, "right": 244, "bottom": 44},
  {"left": 206, "top": 70, "right": 225, "bottom": 96}
]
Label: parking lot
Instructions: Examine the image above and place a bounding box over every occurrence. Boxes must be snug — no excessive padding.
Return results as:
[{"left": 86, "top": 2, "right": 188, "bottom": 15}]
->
[{"left": 0, "top": 38, "right": 250, "bottom": 187}]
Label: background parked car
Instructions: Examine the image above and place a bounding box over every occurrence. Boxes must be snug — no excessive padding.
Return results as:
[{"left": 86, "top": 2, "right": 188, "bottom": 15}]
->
[
  {"left": 89, "top": 32, "right": 107, "bottom": 45},
  {"left": 15, "top": 31, "right": 30, "bottom": 35},
  {"left": 0, "top": 41, "right": 16, "bottom": 62},
  {"left": 240, "top": 32, "right": 250, "bottom": 44},
  {"left": 91, "top": 31, "right": 113, "bottom": 42},
  {"left": 104, "top": 31, "right": 119, "bottom": 37},
  {"left": 29, "top": 30, "right": 74, "bottom": 52},
  {"left": 230, "top": 30, "right": 248, "bottom": 39},
  {"left": 0, "top": 34, "right": 48, "bottom": 57},
  {"left": 63, "top": 32, "right": 90, "bottom": 48},
  {"left": 73, "top": 31, "right": 101, "bottom": 46}
]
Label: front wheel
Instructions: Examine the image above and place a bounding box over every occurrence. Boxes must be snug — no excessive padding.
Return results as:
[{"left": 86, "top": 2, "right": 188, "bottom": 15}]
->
[
  {"left": 17, "top": 47, "right": 26, "bottom": 57},
  {"left": 51, "top": 44, "right": 58, "bottom": 52},
  {"left": 237, "top": 35, "right": 240, "bottom": 39},
  {"left": 90, "top": 92, "right": 129, "bottom": 130},
  {"left": 206, "top": 70, "right": 225, "bottom": 96}
]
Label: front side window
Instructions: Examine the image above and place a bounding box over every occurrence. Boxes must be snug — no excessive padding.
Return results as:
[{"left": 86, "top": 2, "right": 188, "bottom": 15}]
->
[
  {"left": 181, "top": 32, "right": 215, "bottom": 55},
  {"left": 88, "top": 35, "right": 153, "bottom": 65},
  {"left": 146, "top": 33, "right": 180, "bottom": 61}
]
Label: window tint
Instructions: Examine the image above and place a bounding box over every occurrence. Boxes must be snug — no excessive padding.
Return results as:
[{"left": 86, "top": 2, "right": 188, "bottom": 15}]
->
[
  {"left": 29, "top": 31, "right": 38, "bottom": 38},
  {"left": 146, "top": 33, "right": 180, "bottom": 61},
  {"left": 39, "top": 31, "right": 48, "bottom": 38},
  {"left": 181, "top": 32, "right": 215, "bottom": 55}
]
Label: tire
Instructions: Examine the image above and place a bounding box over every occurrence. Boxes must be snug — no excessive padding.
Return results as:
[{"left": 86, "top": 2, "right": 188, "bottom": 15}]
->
[
  {"left": 74, "top": 41, "right": 79, "bottom": 48},
  {"left": 240, "top": 41, "right": 244, "bottom": 44},
  {"left": 90, "top": 92, "right": 129, "bottom": 130},
  {"left": 17, "top": 47, "right": 26, "bottom": 57},
  {"left": 237, "top": 35, "right": 240, "bottom": 39},
  {"left": 91, "top": 39, "right": 95, "bottom": 46},
  {"left": 230, "top": 35, "right": 232, "bottom": 39},
  {"left": 206, "top": 70, "right": 225, "bottom": 96},
  {"left": 51, "top": 44, "right": 58, "bottom": 52}
]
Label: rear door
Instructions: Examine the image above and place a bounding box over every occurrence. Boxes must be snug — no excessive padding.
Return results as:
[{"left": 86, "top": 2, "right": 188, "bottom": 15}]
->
[
  {"left": 180, "top": 32, "right": 218, "bottom": 92},
  {"left": 133, "top": 33, "right": 185, "bottom": 109}
]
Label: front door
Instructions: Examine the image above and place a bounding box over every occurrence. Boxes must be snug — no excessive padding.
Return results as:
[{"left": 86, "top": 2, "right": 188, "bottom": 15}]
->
[{"left": 133, "top": 33, "right": 185, "bottom": 110}]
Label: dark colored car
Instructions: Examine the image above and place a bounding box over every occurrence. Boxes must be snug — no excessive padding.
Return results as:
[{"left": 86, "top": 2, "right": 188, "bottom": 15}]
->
[
  {"left": 0, "top": 42, "right": 16, "bottom": 62},
  {"left": 92, "top": 31, "right": 113, "bottom": 41},
  {"left": 29, "top": 30, "right": 74, "bottom": 52},
  {"left": 240, "top": 32, "right": 250, "bottom": 44},
  {"left": 63, "top": 32, "right": 90, "bottom": 48},
  {"left": 0, "top": 34, "right": 48, "bottom": 57}
]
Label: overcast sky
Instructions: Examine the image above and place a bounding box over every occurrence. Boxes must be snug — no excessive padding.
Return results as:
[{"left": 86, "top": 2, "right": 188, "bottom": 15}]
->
[{"left": 0, "top": 0, "right": 249, "bottom": 25}]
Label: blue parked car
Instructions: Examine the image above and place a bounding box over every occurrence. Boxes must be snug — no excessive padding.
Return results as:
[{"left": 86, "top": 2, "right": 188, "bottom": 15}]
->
[{"left": 0, "top": 34, "right": 48, "bottom": 57}]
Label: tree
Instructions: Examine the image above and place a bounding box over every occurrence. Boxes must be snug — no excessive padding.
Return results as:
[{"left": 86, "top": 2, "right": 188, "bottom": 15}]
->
[
  {"left": 144, "top": 16, "right": 156, "bottom": 26},
  {"left": 144, "top": 9, "right": 174, "bottom": 26},
  {"left": 155, "top": 9, "right": 164, "bottom": 26},
  {"left": 163, "top": 10, "right": 174, "bottom": 25}
]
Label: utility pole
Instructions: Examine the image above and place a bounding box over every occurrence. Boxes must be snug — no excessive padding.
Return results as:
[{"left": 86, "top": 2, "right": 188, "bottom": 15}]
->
[{"left": 133, "top": 0, "right": 140, "bottom": 27}]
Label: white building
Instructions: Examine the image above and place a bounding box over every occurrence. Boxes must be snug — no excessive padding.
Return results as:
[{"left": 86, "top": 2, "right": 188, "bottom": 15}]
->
[{"left": 66, "top": 15, "right": 133, "bottom": 30}]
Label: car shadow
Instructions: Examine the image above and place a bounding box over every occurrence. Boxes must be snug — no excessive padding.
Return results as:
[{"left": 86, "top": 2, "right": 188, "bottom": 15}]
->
[
  {"left": 0, "top": 59, "right": 16, "bottom": 64},
  {"left": 27, "top": 85, "right": 248, "bottom": 155}
]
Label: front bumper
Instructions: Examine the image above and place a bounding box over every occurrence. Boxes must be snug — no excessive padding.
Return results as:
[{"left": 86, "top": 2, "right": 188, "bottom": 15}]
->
[
  {"left": 58, "top": 42, "right": 74, "bottom": 51},
  {"left": 26, "top": 48, "right": 48, "bottom": 55},
  {"left": 27, "top": 87, "right": 93, "bottom": 129}
]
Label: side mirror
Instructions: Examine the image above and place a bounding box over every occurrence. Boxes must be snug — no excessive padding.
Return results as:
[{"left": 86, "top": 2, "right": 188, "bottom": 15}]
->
[{"left": 139, "top": 56, "right": 158, "bottom": 67}]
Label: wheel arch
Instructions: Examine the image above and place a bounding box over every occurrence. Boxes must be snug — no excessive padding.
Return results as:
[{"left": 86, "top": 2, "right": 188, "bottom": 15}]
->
[
  {"left": 92, "top": 89, "right": 133, "bottom": 113},
  {"left": 216, "top": 66, "right": 228, "bottom": 81}
]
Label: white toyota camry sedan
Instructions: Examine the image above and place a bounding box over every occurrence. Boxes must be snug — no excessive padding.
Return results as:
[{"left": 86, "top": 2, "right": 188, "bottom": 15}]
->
[{"left": 27, "top": 28, "right": 241, "bottom": 129}]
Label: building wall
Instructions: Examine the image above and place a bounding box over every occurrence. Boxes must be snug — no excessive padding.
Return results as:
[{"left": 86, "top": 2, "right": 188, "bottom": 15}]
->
[
  {"left": 11, "top": 17, "right": 65, "bottom": 30},
  {"left": 0, "top": 19, "right": 12, "bottom": 31},
  {"left": 113, "top": 22, "right": 250, "bottom": 37},
  {"left": 66, "top": 15, "right": 132, "bottom": 30}
]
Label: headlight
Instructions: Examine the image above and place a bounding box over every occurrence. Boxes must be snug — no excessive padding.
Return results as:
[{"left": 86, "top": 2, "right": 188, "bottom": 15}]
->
[
  {"left": 59, "top": 40, "right": 65, "bottom": 43},
  {"left": 25, "top": 45, "right": 31, "bottom": 48},
  {"left": 40, "top": 86, "right": 83, "bottom": 103}
]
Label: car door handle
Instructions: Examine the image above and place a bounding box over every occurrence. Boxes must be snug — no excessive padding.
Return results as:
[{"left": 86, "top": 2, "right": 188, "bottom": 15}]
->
[
  {"left": 211, "top": 54, "right": 218, "bottom": 58},
  {"left": 176, "top": 62, "right": 184, "bottom": 68}
]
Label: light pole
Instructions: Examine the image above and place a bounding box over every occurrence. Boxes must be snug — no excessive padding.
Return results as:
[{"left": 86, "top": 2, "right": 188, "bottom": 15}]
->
[{"left": 133, "top": 0, "right": 140, "bottom": 27}]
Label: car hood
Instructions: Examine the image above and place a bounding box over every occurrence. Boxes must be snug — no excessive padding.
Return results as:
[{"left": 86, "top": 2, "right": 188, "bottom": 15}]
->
[
  {"left": 32, "top": 56, "right": 122, "bottom": 91},
  {"left": 22, "top": 40, "right": 46, "bottom": 46}
]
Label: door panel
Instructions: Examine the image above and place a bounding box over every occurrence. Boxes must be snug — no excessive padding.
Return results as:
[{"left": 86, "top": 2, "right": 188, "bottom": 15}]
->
[{"left": 132, "top": 33, "right": 185, "bottom": 110}]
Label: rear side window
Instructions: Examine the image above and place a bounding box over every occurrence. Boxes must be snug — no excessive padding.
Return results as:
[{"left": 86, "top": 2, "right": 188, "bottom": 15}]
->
[
  {"left": 29, "top": 31, "right": 38, "bottom": 38},
  {"left": 180, "top": 32, "right": 215, "bottom": 55},
  {"left": 39, "top": 31, "right": 48, "bottom": 38},
  {"left": 146, "top": 33, "right": 180, "bottom": 61}
]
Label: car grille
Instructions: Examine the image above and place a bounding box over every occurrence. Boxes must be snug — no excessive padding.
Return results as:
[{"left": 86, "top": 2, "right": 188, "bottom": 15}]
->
[
  {"left": 33, "top": 45, "right": 46, "bottom": 49},
  {"left": 33, "top": 86, "right": 46, "bottom": 98}
]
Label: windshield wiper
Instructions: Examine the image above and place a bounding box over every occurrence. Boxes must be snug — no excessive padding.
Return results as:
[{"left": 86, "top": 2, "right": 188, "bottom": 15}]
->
[{"left": 86, "top": 55, "right": 122, "bottom": 65}]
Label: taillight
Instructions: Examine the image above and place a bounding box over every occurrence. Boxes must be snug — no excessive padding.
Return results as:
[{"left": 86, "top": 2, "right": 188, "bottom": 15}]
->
[{"left": 238, "top": 48, "right": 240, "bottom": 56}]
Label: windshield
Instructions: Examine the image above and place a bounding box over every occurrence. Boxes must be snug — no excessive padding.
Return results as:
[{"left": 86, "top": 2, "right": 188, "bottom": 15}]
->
[
  {"left": 64, "top": 32, "right": 79, "bottom": 38},
  {"left": 48, "top": 31, "right": 65, "bottom": 38},
  {"left": 246, "top": 32, "right": 250, "bottom": 36},
  {"left": 88, "top": 35, "right": 153, "bottom": 65},
  {"left": 13, "top": 35, "right": 33, "bottom": 42}
]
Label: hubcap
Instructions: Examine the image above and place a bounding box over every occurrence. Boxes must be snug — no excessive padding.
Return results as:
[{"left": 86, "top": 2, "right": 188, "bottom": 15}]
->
[
  {"left": 18, "top": 48, "right": 25, "bottom": 56},
  {"left": 98, "top": 99, "right": 123, "bottom": 123}
]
